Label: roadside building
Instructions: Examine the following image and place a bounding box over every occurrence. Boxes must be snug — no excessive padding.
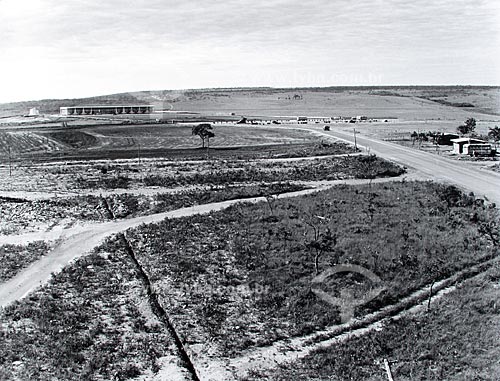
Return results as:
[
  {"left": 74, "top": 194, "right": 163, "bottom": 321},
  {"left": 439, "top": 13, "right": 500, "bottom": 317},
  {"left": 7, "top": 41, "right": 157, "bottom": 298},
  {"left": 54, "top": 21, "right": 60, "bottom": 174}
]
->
[
  {"left": 296, "top": 116, "right": 332, "bottom": 124},
  {"left": 451, "top": 138, "right": 490, "bottom": 155}
]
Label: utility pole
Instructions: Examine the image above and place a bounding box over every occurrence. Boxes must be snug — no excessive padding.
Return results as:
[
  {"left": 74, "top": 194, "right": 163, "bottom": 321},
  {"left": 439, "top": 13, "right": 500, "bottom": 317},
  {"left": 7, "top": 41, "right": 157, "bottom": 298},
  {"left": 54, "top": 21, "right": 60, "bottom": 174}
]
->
[
  {"left": 353, "top": 128, "right": 358, "bottom": 150},
  {"left": 137, "top": 142, "right": 142, "bottom": 183},
  {"left": 8, "top": 145, "right": 12, "bottom": 176}
]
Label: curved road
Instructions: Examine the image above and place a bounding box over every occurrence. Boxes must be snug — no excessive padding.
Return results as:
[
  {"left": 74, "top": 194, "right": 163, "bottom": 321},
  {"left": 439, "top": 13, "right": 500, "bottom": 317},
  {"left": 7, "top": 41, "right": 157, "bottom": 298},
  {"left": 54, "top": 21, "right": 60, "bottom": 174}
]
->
[
  {"left": 0, "top": 197, "right": 267, "bottom": 307},
  {"left": 2, "top": 182, "right": 398, "bottom": 307}
]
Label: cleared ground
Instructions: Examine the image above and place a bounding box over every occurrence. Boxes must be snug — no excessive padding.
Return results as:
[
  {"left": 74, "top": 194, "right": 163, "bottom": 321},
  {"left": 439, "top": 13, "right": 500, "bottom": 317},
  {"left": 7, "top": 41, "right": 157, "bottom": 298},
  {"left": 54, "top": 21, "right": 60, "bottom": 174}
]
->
[{"left": 0, "top": 125, "right": 330, "bottom": 160}]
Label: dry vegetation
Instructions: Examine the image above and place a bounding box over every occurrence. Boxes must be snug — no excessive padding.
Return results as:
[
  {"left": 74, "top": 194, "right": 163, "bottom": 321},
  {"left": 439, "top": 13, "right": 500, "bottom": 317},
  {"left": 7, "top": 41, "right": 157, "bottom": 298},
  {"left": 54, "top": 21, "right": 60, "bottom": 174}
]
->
[
  {"left": 123, "top": 182, "right": 498, "bottom": 358},
  {"left": 242, "top": 264, "right": 500, "bottom": 381},
  {"left": 0, "top": 241, "right": 53, "bottom": 282},
  {"left": 0, "top": 244, "right": 181, "bottom": 381},
  {"left": 1, "top": 181, "right": 497, "bottom": 380},
  {"left": 0, "top": 85, "right": 498, "bottom": 380}
]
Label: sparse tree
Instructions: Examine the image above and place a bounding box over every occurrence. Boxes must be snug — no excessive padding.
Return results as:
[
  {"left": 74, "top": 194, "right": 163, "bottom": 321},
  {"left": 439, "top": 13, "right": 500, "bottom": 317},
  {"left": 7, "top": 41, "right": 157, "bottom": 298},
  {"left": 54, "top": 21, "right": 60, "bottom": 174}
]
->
[
  {"left": 410, "top": 131, "right": 418, "bottom": 145},
  {"left": 192, "top": 123, "right": 215, "bottom": 149},
  {"left": 457, "top": 117, "right": 476, "bottom": 136},
  {"left": 488, "top": 126, "right": 500, "bottom": 149},
  {"left": 303, "top": 215, "right": 337, "bottom": 275}
]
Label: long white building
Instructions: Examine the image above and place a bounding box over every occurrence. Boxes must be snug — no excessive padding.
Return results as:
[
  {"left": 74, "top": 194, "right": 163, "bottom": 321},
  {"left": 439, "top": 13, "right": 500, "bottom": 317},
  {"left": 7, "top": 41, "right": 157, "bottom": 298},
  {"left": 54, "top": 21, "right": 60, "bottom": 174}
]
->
[{"left": 60, "top": 105, "right": 154, "bottom": 116}]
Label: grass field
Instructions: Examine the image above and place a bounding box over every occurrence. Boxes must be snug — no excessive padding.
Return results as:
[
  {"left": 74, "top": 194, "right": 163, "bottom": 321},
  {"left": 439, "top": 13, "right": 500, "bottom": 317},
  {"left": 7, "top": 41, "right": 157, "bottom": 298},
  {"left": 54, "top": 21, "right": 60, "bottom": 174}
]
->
[
  {"left": 0, "top": 243, "right": 182, "bottom": 381},
  {"left": 122, "top": 181, "right": 497, "bottom": 359},
  {"left": 1, "top": 86, "right": 498, "bottom": 121},
  {"left": 0, "top": 241, "right": 53, "bottom": 282},
  {"left": 147, "top": 90, "right": 497, "bottom": 120},
  {"left": 0, "top": 125, "right": 336, "bottom": 160}
]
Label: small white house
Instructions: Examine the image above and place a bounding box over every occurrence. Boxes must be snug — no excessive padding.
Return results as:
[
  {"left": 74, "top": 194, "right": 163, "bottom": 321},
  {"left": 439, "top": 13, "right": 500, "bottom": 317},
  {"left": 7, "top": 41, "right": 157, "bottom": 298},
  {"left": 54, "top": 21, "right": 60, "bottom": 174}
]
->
[{"left": 28, "top": 107, "right": 40, "bottom": 116}]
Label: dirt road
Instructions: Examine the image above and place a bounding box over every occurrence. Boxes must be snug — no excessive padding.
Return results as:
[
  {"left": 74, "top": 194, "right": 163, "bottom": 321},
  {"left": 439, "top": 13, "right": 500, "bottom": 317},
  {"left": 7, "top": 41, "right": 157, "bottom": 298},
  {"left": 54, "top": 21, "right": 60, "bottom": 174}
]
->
[
  {"left": 305, "top": 126, "right": 500, "bottom": 204},
  {"left": 2, "top": 181, "right": 401, "bottom": 307},
  {"left": 0, "top": 198, "right": 258, "bottom": 307}
]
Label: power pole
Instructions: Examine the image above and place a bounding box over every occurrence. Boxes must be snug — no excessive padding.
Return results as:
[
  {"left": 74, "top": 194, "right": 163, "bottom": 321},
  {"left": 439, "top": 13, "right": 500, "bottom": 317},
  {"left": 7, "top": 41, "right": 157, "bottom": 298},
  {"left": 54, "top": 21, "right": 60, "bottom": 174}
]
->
[
  {"left": 137, "top": 142, "right": 142, "bottom": 183},
  {"left": 8, "top": 145, "right": 12, "bottom": 176},
  {"left": 353, "top": 128, "right": 358, "bottom": 150}
]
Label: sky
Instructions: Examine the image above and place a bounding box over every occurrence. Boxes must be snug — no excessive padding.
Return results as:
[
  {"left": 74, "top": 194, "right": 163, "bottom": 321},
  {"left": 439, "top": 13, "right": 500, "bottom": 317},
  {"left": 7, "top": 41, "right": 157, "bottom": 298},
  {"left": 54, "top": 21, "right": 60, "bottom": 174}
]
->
[{"left": 0, "top": 0, "right": 499, "bottom": 103}]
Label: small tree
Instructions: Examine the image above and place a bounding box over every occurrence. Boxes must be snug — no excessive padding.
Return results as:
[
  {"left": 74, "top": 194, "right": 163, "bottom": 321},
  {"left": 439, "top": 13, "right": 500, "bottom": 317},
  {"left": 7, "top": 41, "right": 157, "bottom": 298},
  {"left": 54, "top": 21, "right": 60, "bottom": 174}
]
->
[
  {"left": 488, "top": 126, "right": 500, "bottom": 149},
  {"left": 303, "top": 215, "right": 337, "bottom": 275},
  {"left": 457, "top": 117, "right": 476, "bottom": 136},
  {"left": 410, "top": 131, "right": 418, "bottom": 145},
  {"left": 192, "top": 123, "right": 215, "bottom": 149}
]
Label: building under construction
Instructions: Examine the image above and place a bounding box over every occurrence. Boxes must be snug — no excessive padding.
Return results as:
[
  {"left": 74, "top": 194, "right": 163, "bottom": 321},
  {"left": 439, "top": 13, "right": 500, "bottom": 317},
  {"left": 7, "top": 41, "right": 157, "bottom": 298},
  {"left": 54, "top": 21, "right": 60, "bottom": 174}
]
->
[{"left": 60, "top": 105, "right": 154, "bottom": 116}]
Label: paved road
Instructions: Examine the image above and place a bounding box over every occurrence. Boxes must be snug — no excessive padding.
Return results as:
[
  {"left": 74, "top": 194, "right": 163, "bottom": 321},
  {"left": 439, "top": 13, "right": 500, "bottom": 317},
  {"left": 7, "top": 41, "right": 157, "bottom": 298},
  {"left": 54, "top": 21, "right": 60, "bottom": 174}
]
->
[{"left": 307, "top": 126, "right": 500, "bottom": 205}]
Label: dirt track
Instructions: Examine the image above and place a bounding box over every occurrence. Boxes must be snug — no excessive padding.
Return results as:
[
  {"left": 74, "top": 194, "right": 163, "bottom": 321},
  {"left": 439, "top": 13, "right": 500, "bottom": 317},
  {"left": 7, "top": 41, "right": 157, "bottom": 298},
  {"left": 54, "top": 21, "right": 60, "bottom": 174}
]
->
[{"left": 0, "top": 178, "right": 403, "bottom": 307}]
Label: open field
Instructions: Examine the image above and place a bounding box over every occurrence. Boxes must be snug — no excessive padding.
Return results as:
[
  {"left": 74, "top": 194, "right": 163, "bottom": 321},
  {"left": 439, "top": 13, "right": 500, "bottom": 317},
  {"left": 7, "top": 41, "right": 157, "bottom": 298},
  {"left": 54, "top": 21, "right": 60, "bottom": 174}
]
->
[
  {"left": 0, "top": 242, "right": 187, "bottom": 381},
  {"left": 143, "top": 88, "right": 499, "bottom": 120},
  {"left": 122, "top": 182, "right": 498, "bottom": 361},
  {"left": 1, "top": 86, "right": 498, "bottom": 164},
  {"left": 0, "top": 241, "right": 53, "bottom": 282},
  {"left": 0, "top": 145, "right": 401, "bottom": 280},
  {"left": 0, "top": 124, "right": 352, "bottom": 160},
  {"left": 0, "top": 182, "right": 308, "bottom": 237}
]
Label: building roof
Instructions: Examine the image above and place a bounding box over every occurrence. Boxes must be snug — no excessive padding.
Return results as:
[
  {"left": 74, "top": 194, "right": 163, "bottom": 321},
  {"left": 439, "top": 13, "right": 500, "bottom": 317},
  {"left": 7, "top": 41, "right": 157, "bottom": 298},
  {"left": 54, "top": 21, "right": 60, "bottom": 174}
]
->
[
  {"left": 450, "top": 138, "right": 486, "bottom": 143},
  {"left": 60, "top": 105, "right": 154, "bottom": 108}
]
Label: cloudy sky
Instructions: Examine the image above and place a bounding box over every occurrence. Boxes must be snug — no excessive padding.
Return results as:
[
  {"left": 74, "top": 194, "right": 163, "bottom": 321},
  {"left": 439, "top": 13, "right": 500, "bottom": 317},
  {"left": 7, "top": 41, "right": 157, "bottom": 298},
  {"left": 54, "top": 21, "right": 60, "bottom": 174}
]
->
[{"left": 0, "top": 0, "right": 499, "bottom": 102}]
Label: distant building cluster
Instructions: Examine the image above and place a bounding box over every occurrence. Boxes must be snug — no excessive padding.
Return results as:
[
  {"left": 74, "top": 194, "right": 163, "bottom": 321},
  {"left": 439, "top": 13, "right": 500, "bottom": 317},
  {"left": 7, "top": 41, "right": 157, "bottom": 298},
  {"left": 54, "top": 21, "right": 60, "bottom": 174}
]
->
[
  {"left": 60, "top": 105, "right": 154, "bottom": 116},
  {"left": 296, "top": 116, "right": 374, "bottom": 124},
  {"left": 213, "top": 115, "right": 396, "bottom": 126}
]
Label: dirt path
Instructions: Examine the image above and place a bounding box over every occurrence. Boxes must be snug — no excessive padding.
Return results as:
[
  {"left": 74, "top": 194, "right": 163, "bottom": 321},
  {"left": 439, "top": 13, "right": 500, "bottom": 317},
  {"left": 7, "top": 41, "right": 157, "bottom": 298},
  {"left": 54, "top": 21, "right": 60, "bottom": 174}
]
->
[
  {"left": 0, "top": 176, "right": 404, "bottom": 308},
  {"left": 0, "top": 153, "right": 361, "bottom": 201},
  {"left": 0, "top": 176, "right": 410, "bottom": 245}
]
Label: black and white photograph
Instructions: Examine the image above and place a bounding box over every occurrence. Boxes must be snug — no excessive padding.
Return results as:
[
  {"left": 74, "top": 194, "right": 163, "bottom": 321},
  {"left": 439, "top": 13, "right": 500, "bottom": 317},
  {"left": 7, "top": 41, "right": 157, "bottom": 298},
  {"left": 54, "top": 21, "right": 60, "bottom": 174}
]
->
[{"left": 0, "top": 0, "right": 499, "bottom": 380}]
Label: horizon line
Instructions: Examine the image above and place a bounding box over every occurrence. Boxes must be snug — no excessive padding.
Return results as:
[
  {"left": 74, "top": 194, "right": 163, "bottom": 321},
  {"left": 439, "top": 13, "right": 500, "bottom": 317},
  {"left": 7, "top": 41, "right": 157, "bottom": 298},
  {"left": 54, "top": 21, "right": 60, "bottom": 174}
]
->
[{"left": 2, "top": 84, "right": 499, "bottom": 105}]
